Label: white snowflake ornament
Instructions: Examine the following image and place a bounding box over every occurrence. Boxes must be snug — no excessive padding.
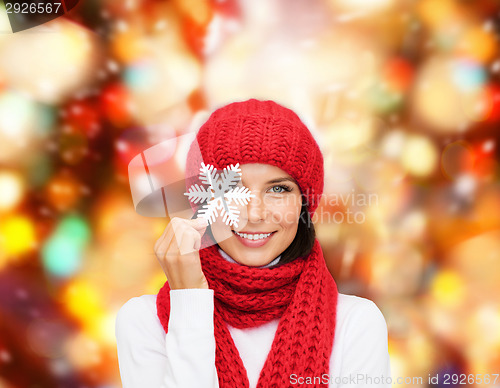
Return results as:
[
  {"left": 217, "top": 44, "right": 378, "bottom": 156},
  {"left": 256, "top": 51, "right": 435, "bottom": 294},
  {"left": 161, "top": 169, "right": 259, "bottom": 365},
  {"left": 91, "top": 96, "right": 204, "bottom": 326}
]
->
[{"left": 184, "top": 162, "right": 254, "bottom": 227}]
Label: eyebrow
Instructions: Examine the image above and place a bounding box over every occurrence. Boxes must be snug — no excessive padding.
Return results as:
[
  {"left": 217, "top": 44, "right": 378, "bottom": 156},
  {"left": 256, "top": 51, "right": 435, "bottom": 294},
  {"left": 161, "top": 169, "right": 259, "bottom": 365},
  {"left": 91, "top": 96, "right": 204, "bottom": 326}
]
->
[
  {"left": 265, "top": 177, "right": 297, "bottom": 185},
  {"left": 240, "top": 177, "right": 298, "bottom": 185}
]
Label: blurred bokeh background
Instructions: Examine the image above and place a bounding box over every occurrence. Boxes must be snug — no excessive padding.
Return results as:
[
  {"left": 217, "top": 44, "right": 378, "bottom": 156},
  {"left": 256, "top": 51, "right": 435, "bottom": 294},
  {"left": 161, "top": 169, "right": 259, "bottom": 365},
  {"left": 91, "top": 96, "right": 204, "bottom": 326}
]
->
[{"left": 1, "top": 0, "right": 500, "bottom": 387}]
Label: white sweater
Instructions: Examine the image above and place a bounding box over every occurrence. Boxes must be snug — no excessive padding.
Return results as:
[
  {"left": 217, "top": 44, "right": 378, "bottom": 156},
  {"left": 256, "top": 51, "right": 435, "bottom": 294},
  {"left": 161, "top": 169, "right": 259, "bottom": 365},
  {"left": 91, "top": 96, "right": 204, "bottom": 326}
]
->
[{"left": 115, "top": 253, "right": 391, "bottom": 388}]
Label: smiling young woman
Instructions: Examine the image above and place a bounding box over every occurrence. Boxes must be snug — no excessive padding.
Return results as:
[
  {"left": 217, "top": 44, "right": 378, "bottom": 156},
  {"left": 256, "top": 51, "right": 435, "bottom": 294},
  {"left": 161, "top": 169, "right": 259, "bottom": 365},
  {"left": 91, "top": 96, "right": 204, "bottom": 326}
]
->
[
  {"left": 115, "top": 99, "right": 391, "bottom": 388},
  {"left": 210, "top": 163, "right": 308, "bottom": 268}
]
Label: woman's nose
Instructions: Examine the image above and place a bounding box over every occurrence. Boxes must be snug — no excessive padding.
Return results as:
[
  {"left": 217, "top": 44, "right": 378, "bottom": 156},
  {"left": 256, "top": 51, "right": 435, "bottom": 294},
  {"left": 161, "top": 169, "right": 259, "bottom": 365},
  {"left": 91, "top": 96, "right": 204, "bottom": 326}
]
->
[{"left": 241, "top": 196, "right": 267, "bottom": 223}]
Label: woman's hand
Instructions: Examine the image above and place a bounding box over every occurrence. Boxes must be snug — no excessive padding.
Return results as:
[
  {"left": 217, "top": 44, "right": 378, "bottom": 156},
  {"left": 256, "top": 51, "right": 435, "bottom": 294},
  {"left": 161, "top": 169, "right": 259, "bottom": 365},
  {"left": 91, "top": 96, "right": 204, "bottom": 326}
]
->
[{"left": 154, "top": 217, "right": 209, "bottom": 290}]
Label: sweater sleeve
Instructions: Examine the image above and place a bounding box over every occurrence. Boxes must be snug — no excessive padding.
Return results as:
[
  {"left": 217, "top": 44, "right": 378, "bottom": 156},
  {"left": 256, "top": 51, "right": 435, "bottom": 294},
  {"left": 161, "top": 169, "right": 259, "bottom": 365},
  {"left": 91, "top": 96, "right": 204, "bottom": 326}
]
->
[
  {"left": 115, "top": 290, "right": 219, "bottom": 388},
  {"left": 335, "top": 298, "right": 391, "bottom": 388}
]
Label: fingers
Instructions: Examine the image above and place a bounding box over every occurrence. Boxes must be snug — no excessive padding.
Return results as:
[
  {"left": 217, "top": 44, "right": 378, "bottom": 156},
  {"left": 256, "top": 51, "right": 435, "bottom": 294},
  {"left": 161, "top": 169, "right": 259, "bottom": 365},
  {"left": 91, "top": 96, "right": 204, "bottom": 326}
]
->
[
  {"left": 178, "top": 228, "right": 201, "bottom": 255},
  {"left": 155, "top": 217, "right": 207, "bottom": 259},
  {"left": 153, "top": 216, "right": 209, "bottom": 290},
  {"left": 185, "top": 217, "right": 209, "bottom": 231}
]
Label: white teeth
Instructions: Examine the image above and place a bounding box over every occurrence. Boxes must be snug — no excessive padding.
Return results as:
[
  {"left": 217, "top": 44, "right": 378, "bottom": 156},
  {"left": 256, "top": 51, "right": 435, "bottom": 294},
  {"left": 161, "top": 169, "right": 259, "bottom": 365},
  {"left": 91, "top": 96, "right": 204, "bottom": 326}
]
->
[{"left": 234, "top": 231, "right": 272, "bottom": 240}]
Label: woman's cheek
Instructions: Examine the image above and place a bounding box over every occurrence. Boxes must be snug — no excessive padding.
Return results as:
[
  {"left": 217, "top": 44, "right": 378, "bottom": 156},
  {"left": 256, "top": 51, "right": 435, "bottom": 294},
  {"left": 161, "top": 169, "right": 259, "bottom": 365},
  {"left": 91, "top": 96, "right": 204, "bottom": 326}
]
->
[
  {"left": 271, "top": 203, "right": 301, "bottom": 226},
  {"left": 211, "top": 220, "right": 233, "bottom": 242}
]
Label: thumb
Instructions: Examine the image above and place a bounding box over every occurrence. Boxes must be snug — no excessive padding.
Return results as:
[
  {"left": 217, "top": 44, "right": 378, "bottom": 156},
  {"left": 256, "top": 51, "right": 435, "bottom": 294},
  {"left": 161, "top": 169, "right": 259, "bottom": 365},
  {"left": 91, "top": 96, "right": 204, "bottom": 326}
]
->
[{"left": 190, "top": 216, "right": 209, "bottom": 232}]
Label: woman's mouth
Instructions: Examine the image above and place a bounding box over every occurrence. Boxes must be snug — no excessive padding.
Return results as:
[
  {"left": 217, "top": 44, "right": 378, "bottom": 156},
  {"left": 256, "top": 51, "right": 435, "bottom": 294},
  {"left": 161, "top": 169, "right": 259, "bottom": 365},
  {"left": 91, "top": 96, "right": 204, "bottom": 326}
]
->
[{"left": 231, "top": 230, "right": 277, "bottom": 248}]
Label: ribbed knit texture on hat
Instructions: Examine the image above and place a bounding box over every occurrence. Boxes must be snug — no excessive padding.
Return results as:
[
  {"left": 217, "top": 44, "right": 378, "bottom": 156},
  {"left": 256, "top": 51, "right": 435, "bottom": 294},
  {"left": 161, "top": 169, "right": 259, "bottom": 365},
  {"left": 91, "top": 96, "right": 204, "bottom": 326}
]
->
[
  {"left": 157, "top": 234, "right": 338, "bottom": 387},
  {"left": 186, "top": 99, "right": 324, "bottom": 216}
]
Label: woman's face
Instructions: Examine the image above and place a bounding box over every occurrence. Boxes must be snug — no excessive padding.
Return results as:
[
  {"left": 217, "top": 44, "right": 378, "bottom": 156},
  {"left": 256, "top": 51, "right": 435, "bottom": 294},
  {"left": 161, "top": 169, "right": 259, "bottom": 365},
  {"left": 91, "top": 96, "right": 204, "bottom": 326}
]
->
[{"left": 210, "top": 163, "right": 303, "bottom": 267}]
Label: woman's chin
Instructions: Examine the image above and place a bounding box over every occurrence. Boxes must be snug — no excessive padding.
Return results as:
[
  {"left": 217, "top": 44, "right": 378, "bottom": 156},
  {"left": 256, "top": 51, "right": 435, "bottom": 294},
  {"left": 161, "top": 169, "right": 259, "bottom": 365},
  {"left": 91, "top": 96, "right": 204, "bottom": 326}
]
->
[{"left": 233, "top": 256, "right": 273, "bottom": 267}]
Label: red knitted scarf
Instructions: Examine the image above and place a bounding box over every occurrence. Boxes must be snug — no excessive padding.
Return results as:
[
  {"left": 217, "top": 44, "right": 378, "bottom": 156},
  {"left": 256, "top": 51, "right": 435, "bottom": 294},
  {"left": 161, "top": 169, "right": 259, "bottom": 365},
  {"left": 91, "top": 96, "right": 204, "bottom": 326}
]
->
[{"left": 156, "top": 235, "right": 338, "bottom": 387}]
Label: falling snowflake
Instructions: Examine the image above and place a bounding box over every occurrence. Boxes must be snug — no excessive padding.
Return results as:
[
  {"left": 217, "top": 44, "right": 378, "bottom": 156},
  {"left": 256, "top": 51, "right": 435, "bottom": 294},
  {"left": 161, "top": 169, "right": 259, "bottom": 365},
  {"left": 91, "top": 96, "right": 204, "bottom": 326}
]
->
[{"left": 184, "top": 162, "right": 254, "bottom": 227}]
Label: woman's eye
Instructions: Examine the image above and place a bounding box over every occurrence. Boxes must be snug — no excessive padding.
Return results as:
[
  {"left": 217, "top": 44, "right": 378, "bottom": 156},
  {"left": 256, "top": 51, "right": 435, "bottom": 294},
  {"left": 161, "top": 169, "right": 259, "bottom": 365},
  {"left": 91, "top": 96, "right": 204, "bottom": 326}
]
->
[{"left": 269, "top": 185, "right": 289, "bottom": 193}]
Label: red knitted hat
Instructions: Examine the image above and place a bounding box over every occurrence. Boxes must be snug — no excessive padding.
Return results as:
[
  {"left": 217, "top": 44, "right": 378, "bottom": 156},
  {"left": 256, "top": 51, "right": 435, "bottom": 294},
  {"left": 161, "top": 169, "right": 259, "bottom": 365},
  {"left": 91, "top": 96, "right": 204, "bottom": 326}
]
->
[{"left": 186, "top": 99, "right": 324, "bottom": 216}]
